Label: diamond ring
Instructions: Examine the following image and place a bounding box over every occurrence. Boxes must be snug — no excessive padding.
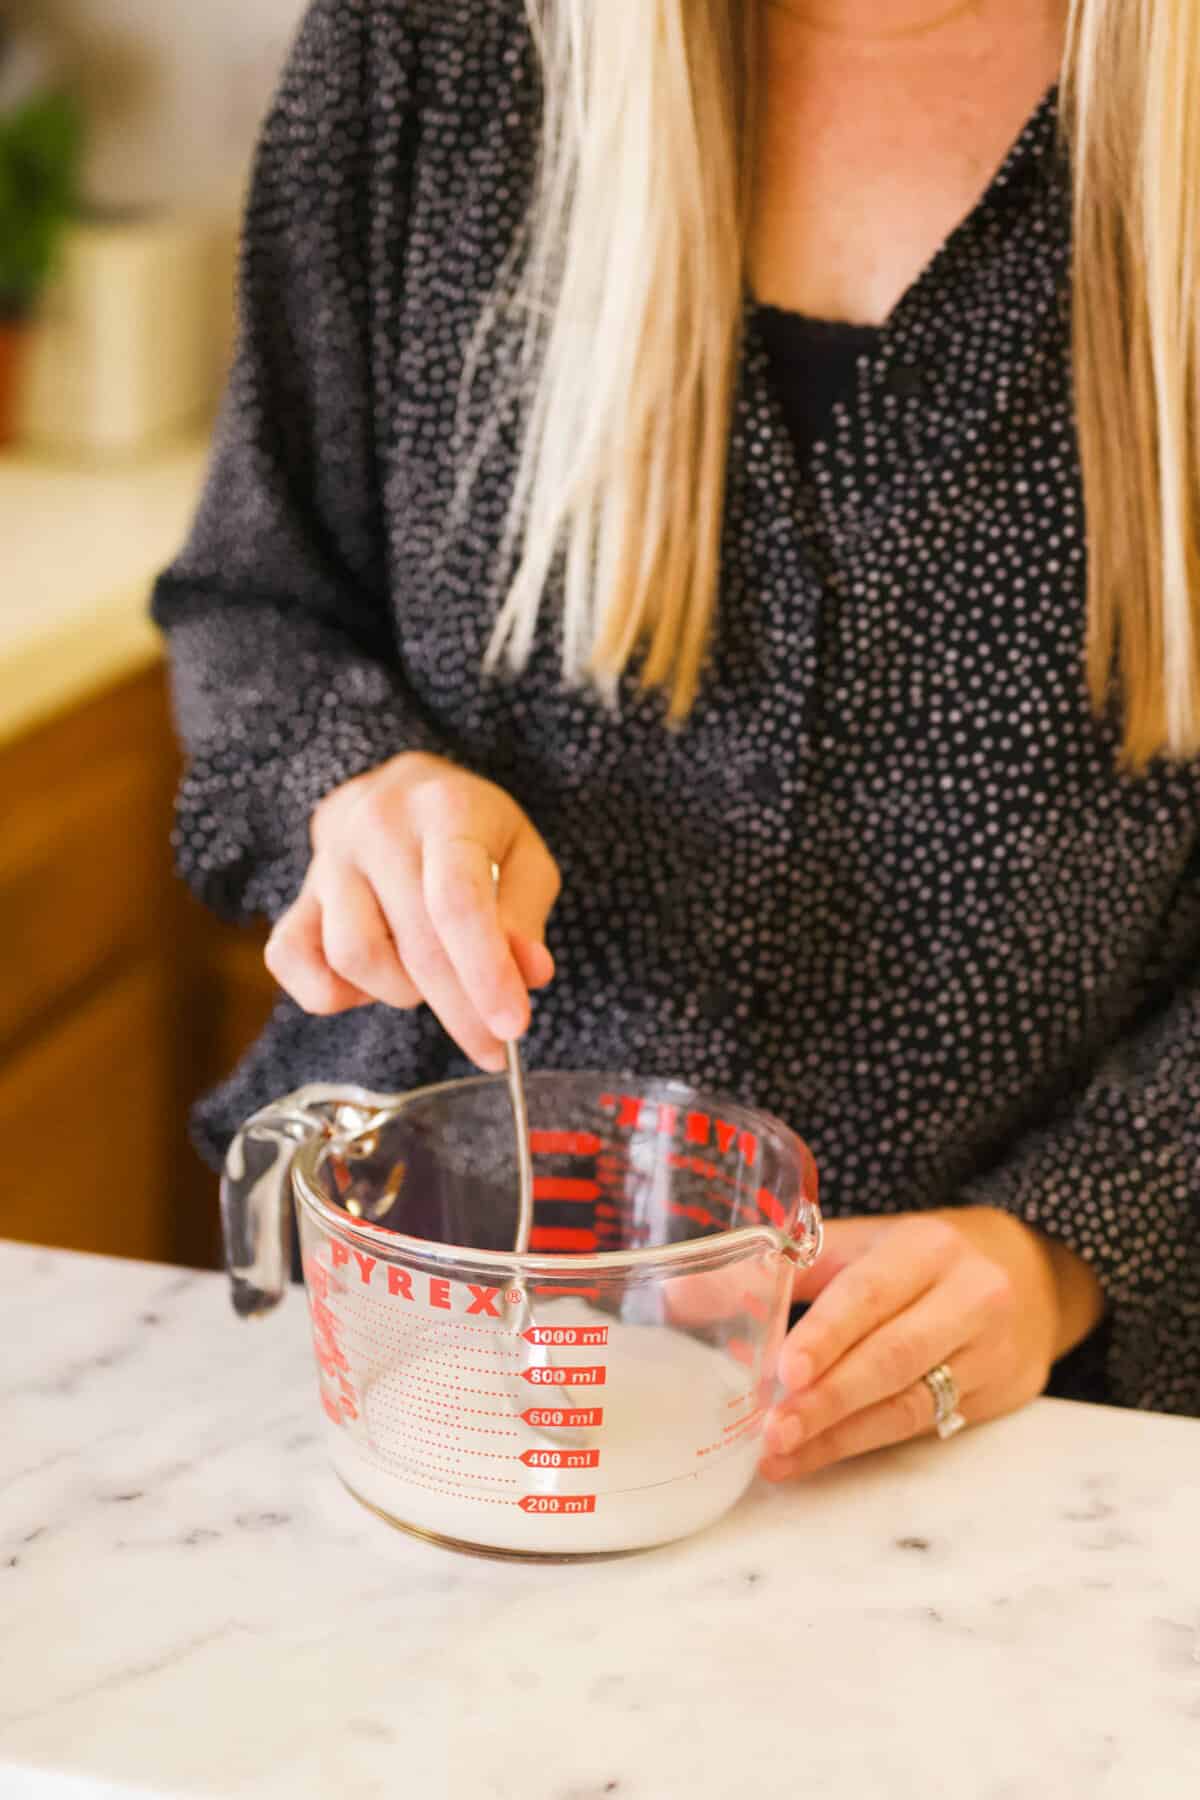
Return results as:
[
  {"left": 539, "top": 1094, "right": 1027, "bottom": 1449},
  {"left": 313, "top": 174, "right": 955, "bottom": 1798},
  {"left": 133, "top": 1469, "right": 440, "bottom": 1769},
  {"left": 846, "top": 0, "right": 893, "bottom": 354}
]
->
[{"left": 922, "top": 1362, "right": 967, "bottom": 1441}]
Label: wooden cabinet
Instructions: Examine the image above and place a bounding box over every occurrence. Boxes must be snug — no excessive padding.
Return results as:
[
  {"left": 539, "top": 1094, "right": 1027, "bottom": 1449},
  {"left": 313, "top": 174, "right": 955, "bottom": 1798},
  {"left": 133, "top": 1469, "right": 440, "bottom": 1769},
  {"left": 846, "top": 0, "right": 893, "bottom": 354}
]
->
[
  {"left": 170, "top": 900, "right": 278, "bottom": 1269},
  {"left": 0, "top": 960, "right": 176, "bottom": 1260},
  {"left": 0, "top": 664, "right": 277, "bottom": 1268}
]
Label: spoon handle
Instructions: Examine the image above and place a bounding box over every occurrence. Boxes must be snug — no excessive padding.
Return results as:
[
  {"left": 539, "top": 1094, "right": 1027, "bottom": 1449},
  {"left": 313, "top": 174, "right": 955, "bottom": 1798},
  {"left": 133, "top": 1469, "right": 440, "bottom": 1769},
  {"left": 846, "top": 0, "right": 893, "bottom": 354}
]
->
[
  {"left": 491, "top": 862, "right": 535, "bottom": 1256},
  {"left": 505, "top": 1040, "right": 535, "bottom": 1257}
]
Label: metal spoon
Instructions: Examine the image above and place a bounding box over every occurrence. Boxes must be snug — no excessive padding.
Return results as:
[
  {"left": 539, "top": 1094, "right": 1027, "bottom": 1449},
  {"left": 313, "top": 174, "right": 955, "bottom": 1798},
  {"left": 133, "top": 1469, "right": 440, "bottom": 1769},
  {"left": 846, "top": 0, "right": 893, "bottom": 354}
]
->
[
  {"left": 491, "top": 861, "right": 535, "bottom": 1256},
  {"left": 491, "top": 865, "right": 586, "bottom": 1443}
]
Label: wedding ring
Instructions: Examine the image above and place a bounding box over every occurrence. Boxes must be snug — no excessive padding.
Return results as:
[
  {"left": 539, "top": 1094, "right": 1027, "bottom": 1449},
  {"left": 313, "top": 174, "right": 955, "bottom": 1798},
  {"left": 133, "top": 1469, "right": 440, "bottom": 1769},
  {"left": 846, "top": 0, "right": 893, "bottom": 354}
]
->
[{"left": 922, "top": 1362, "right": 967, "bottom": 1441}]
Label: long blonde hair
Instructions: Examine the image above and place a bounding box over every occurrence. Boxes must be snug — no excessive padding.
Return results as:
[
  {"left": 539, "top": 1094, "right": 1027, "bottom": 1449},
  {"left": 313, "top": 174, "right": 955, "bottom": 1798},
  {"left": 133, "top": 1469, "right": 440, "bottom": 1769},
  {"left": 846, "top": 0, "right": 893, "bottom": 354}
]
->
[{"left": 476, "top": 0, "right": 1200, "bottom": 764}]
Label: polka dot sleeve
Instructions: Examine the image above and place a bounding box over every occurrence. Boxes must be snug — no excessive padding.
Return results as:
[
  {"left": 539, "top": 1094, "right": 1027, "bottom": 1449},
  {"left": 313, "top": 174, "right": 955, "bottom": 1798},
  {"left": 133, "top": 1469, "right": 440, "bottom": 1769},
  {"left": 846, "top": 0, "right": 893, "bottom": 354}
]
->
[
  {"left": 960, "top": 957, "right": 1200, "bottom": 1414},
  {"left": 151, "top": 0, "right": 445, "bottom": 923}
]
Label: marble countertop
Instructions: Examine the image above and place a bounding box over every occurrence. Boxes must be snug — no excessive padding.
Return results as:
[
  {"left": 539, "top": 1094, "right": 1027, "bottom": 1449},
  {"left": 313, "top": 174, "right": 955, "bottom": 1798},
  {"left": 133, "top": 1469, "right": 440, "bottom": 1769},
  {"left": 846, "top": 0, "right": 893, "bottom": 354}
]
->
[
  {"left": 0, "top": 439, "right": 209, "bottom": 749},
  {"left": 2, "top": 1241, "right": 1198, "bottom": 1799}
]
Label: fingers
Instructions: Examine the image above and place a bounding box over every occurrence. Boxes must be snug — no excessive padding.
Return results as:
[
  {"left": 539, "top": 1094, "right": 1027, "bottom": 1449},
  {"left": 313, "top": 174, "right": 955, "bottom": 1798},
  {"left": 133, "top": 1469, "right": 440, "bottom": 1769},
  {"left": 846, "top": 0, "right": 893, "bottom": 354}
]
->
[
  {"left": 284, "top": 753, "right": 563, "bottom": 1067},
  {"left": 499, "top": 825, "right": 562, "bottom": 946},
  {"left": 766, "top": 1257, "right": 988, "bottom": 1455},
  {"left": 760, "top": 1354, "right": 985, "bottom": 1481},
  {"left": 762, "top": 1217, "right": 1022, "bottom": 1477},
  {"left": 760, "top": 1213, "right": 1046, "bottom": 1481},
  {"left": 363, "top": 835, "right": 509, "bottom": 1072},
  {"left": 789, "top": 1216, "right": 889, "bottom": 1305},
  {"left": 265, "top": 891, "right": 371, "bottom": 1015},
  {"left": 420, "top": 835, "right": 531, "bottom": 1043},
  {"left": 779, "top": 1215, "right": 958, "bottom": 1392},
  {"left": 319, "top": 867, "right": 420, "bottom": 1010}
]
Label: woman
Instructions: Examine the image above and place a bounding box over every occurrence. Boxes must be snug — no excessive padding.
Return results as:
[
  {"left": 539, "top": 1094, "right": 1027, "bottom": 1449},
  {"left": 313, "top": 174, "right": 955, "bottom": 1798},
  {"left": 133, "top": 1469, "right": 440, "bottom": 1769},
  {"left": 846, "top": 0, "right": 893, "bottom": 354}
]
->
[{"left": 154, "top": 0, "right": 1200, "bottom": 1471}]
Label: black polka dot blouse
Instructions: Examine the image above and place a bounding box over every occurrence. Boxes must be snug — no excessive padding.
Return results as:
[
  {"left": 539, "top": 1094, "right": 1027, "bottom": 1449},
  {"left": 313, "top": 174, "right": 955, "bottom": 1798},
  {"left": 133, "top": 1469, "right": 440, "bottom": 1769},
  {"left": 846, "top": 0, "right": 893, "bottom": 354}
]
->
[{"left": 153, "top": 0, "right": 1200, "bottom": 1416}]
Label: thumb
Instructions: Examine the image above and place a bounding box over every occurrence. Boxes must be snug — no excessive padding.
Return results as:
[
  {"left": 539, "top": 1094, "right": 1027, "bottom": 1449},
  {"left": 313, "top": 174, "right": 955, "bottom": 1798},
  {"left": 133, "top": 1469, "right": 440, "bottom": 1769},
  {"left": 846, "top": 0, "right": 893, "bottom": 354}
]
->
[{"left": 790, "top": 1215, "right": 889, "bottom": 1303}]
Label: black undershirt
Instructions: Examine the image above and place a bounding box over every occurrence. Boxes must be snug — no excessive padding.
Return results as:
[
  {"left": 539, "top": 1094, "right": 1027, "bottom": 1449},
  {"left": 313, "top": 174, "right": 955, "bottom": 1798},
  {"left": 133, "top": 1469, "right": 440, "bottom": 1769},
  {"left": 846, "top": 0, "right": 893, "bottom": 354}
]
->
[{"left": 755, "top": 303, "right": 883, "bottom": 466}]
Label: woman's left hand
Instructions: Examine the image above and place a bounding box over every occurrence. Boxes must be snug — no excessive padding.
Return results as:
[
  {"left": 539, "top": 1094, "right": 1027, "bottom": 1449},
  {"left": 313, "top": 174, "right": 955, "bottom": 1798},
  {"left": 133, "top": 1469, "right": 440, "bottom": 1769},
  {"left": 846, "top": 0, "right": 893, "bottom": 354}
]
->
[{"left": 761, "top": 1207, "right": 1104, "bottom": 1481}]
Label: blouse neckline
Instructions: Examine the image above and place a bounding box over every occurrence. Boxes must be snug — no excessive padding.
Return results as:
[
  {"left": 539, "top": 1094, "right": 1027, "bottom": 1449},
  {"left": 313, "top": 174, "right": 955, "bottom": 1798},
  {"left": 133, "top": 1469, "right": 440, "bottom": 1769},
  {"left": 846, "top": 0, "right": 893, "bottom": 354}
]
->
[{"left": 746, "top": 80, "right": 1061, "bottom": 345}]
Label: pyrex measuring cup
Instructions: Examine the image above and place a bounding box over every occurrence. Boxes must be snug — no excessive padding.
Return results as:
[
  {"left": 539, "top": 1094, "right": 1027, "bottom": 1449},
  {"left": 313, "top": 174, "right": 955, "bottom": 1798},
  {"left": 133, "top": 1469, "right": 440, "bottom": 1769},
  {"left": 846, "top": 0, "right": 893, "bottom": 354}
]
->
[{"left": 222, "top": 1072, "right": 821, "bottom": 1558}]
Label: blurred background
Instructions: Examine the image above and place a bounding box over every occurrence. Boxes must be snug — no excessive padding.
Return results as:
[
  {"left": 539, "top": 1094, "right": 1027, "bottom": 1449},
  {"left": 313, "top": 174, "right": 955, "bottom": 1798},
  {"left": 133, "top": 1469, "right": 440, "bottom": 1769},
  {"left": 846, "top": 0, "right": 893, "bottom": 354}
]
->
[{"left": 0, "top": 1, "right": 307, "bottom": 1270}]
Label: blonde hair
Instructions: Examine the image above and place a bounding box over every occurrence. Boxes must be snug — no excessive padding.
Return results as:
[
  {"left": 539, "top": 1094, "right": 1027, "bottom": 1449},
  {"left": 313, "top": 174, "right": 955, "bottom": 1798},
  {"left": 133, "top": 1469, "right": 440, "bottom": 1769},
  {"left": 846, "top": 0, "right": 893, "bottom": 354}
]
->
[
  {"left": 1064, "top": 0, "right": 1200, "bottom": 761},
  {"left": 476, "top": 0, "right": 1199, "bottom": 764}
]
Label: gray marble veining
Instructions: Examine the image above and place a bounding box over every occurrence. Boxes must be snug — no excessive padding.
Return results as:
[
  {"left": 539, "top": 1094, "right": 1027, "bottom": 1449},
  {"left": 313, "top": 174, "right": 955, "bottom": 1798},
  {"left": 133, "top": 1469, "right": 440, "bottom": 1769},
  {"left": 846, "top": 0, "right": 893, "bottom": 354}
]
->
[{"left": 1, "top": 1241, "right": 1198, "bottom": 1798}]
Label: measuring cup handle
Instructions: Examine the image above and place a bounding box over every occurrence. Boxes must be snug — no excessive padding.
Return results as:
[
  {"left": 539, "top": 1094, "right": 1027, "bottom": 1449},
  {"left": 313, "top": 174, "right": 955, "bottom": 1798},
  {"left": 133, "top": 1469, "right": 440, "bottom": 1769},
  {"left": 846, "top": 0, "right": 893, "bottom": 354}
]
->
[
  {"left": 782, "top": 1197, "right": 824, "bottom": 1273},
  {"left": 220, "top": 1083, "right": 392, "bottom": 1318}
]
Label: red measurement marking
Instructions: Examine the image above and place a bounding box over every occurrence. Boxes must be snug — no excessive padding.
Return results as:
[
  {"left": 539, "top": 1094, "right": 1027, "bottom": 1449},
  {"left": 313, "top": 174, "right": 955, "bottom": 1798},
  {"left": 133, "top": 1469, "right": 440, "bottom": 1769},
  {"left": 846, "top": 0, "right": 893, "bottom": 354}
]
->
[
  {"left": 723, "top": 1407, "right": 764, "bottom": 1436},
  {"left": 529, "top": 1226, "right": 598, "bottom": 1253},
  {"left": 376, "top": 1449, "right": 517, "bottom": 1487},
  {"left": 697, "top": 1408, "right": 765, "bottom": 1457},
  {"left": 384, "top": 1425, "right": 517, "bottom": 1460},
  {"left": 518, "top": 1494, "right": 597, "bottom": 1515},
  {"left": 365, "top": 1469, "right": 510, "bottom": 1508},
  {"left": 522, "top": 1324, "right": 609, "bottom": 1347},
  {"left": 669, "top": 1201, "right": 718, "bottom": 1230},
  {"left": 384, "top": 1371, "right": 511, "bottom": 1401},
  {"left": 669, "top": 1153, "right": 719, "bottom": 1180},
  {"left": 518, "top": 1448, "right": 601, "bottom": 1469},
  {"left": 521, "top": 1406, "right": 604, "bottom": 1429},
  {"left": 305, "top": 1255, "right": 359, "bottom": 1425},
  {"left": 756, "top": 1187, "right": 787, "bottom": 1229},
  {"left": 340, "top": 1306, "right": 517, "bottom": 1338},
  {"left": 382, "top": 1400, "right": 518, "bottom": 1437},
  {"left": 532, "top": 1285, "right": 601, "bottom": 1303},
  {"left": 532, "top": 1176, "right": 601, "bottom": 1203},
  {"left": 519, "top": 1364, "right": 606, "bottom": 1386},
  {"left": 529, "top": 1130, "right": 603, "bottom": 1156}
]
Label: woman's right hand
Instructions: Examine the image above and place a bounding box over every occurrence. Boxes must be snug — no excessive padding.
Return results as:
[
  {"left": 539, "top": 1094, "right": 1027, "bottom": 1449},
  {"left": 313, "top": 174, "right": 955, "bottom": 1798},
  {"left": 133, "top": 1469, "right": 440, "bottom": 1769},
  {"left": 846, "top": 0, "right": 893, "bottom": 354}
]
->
[{"left": 265, "top": 752, "right": 561, "bottom": 1071}]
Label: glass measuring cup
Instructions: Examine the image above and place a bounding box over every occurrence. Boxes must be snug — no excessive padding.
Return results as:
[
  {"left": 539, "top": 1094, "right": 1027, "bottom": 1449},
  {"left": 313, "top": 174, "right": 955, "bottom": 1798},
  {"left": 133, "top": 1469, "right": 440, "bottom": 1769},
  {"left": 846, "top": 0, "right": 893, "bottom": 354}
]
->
[{"left": 221, "top": 1072, "right": 822, "bottom": 1559}]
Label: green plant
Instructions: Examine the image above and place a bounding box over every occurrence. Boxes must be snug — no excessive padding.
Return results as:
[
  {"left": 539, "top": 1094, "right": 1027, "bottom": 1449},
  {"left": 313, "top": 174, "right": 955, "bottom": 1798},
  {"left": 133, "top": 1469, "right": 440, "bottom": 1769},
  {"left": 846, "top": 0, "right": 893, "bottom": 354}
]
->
[{"left": 0, "top": 89, "right": 83, "bottom": 322}]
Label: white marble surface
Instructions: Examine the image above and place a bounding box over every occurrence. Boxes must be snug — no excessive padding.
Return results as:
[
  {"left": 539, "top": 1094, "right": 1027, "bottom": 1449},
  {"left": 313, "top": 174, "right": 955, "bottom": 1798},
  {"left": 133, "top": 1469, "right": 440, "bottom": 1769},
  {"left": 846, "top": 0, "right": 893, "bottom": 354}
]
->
[{"left": 2, "top": 1240, "right": 1198, "bottom": 1800}]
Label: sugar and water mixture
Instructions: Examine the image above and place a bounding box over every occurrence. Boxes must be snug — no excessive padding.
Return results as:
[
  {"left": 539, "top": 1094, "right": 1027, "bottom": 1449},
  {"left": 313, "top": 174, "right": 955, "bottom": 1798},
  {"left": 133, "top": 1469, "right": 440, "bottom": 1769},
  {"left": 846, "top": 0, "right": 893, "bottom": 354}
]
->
[{"left": 321, "top": 1298, "right": 763, "bottom": 1556}]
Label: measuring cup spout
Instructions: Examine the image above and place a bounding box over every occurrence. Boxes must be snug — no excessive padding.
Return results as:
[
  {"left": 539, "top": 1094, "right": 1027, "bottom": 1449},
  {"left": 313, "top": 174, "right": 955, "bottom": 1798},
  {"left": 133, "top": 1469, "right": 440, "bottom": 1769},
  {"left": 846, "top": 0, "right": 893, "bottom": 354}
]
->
[{"left": 220, "top": 1083, "right": 393, "bottom": 1317}]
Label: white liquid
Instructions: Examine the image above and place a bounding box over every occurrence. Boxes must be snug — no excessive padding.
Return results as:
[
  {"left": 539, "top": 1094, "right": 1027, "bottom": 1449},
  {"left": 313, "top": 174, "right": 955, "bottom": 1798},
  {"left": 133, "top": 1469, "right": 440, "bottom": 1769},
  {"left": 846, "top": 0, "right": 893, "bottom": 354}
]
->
[{"left": 324, "top": 1302, "right": 762, "bottom": 1557}]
